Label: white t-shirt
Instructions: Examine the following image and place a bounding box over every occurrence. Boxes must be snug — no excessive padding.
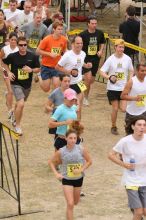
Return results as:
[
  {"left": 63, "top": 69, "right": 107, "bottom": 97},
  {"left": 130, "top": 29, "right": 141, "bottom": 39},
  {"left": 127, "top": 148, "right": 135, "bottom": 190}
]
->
[
  {"left": 16, "top": 11, "right": 33, "bottom": 28},
  {"left": 100, "top": 53, "right": 133, "bottom": 91},
  {"left": 4, "top": 9, "right": 21, "bottom": 26},
  {"left": 58, "top": 50, "right": 86, "bottom": 84},
  {"left": 2, "top": 44, "right": 18, "bottom": 58},
  {"left": 113, "top": 134, "right": 146, "bottom": 186}
]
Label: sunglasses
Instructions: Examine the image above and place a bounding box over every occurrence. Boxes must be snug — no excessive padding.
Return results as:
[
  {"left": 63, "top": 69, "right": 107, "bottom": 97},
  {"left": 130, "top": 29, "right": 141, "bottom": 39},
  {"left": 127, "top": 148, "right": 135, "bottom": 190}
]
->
[{"left": 18, "top": 44, "right": 27, "bottom": 47}]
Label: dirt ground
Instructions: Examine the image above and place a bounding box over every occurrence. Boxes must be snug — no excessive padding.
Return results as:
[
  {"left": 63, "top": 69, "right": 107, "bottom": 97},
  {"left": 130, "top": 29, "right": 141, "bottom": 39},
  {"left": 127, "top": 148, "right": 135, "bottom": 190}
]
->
[{"left": 0, "top": 0, "right": 146, "bottom": 219}]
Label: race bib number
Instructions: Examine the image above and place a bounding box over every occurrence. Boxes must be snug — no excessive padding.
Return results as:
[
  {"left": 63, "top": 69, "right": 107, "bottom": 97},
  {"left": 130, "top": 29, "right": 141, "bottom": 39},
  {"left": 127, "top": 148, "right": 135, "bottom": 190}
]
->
[
  {"left": 28, "top": 38, "right": 39, "bottom": 49},
  {"left": 116, "top": 72, "right": 125, "bottom": 80},
  {"left": 88, "top": 45, "right": 97, "bottom": 55},
  {"left": 136, "top": 95, "right": 146, "bottom": 107},
  {"left": 77, "top": 81, "right": 87, "bottom": 92},
  {"left": 51, "top": 47, "right": 61, "bottom": 55},
  {"left": 0, "top": 36, "right": 4, "bottom": 44},
  {"left": 18, "top": 69, "right": 29, "bottom": 80},
  {"left": 8, "top": 27, "right": 14, "bottom": 33},
  {"left": 67, "top": 163, "right": 82, "bottom": 178}
]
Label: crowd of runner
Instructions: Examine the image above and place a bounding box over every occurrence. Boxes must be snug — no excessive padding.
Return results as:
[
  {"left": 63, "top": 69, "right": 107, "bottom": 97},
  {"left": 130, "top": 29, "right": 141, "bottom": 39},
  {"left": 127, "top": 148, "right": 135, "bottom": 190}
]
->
[{"left": 1, "top": 0, "right": 146, "bottom": 220}]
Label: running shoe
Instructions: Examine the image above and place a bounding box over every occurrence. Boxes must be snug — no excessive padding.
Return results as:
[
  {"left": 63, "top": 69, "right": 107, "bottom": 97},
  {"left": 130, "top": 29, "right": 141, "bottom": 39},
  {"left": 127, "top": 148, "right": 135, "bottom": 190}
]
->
[
  {"left": 83, "top": 98, "right": 89, "bottom": 106},
  {"left": 80, "top": 191, "right": 85, "bottom": 197},
  {"left": 111, "top": 127, "right": 119, "bottom": 135},
  {"left": 14, "top": 127, "right": 23, "bottom": 136},
  {"left": 8, "top": 110, "right": 15, "bottom": 124}
]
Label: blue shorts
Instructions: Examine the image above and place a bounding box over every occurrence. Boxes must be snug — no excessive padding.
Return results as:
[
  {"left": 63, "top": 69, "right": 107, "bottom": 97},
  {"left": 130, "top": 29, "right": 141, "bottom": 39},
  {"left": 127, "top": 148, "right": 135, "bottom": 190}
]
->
[{"left": 41, "top": 65, "right": 60, "bottom": 80}]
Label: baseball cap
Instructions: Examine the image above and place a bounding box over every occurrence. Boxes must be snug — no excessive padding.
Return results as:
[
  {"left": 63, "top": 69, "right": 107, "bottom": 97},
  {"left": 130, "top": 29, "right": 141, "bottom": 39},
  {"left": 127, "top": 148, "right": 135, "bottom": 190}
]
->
[
  {"left": 64, "top": 88, "right": 77, "bottom": 100},
  {"left": 114, "top": 39, "right": 125, "bottom": 46}
]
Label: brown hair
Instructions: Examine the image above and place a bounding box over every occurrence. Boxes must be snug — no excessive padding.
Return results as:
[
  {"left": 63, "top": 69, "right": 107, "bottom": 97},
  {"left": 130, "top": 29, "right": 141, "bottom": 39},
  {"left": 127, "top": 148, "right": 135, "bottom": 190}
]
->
[
  {"left": 66, "top": 129, "right": 77, "bottom": 137},
  {"left": 69, "top": 120, "right": 84, "bottom": 137},
  {"left": 52, "top": 21, "right": 63, "bottom": 30},
  {"left": 17, "top": 36, "right": 27, "bottom": 44}
]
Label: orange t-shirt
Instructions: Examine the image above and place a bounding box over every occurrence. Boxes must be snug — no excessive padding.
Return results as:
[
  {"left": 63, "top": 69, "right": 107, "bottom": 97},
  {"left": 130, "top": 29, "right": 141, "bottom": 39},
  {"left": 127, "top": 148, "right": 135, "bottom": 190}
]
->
[{"left": 38, "top": 35, "right": 67, "bottom": 68}]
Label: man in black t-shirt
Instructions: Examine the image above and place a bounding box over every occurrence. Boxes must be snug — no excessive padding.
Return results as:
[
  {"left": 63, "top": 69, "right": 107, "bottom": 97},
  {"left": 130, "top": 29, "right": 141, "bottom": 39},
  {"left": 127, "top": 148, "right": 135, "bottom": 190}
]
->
[
  {"left": 3, "top": 36, "right": 40, "bottom": 135},
  {"left": 119, "top": 5, "right": 140, "bottom": 59},
  {"left": 80, "top": 16, "right": 105, "bottom": 106}
]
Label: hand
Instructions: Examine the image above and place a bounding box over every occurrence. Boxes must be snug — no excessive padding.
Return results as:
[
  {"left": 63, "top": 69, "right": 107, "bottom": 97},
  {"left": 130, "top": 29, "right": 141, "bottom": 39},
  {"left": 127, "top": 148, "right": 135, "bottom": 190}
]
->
[
  {"left": 86, "top": 62, "right": 92, "bottom": 69},
  {"left": 97, "top": 50, "right": 103, "bottom": 57},
  {"left": 9, "top": 72, "right": 15, "bottom": 81},
  {"left": 123, "top": 163, "right": 135, "bottom": 170},
  {"left": 65, "top": 119, "right": 74, "bottom": 125},
  {"left": 22, "top": 65, "right": 32, "bottom": 73},
  {"left": 49, "top": 52, "right": 58, "bottom": 58},
  {"left": 109, "top": 75, "right": 117, "bottom": 84},
  {"left": 135, "top": 95, "right": 143, "bottom": 102},
  {"left": 71, "top": 68, "right": 78, "bottom": 77},
  {"left": 73, "top": 168, "right": 82, "bottom": 175},
  {"left": 55, "top": 172, "right": 63, "bottom": 180}
]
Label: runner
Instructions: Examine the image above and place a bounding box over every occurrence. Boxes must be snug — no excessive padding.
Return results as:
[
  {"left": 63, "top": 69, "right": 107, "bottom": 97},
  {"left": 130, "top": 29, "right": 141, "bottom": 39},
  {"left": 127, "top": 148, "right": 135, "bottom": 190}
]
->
[
  {"left": 121, "top": 63, "right": 146, "bottom": 127},
  {"left": 48, "top": 88, "right": 78, "bottom": 150},
  {"left": 56, "top": 35, "right": 92, "bottom": 120},
  {"left": 2, "top": 36, "right": 40, "bottom": 135},
  {"left": 108, "top": 116, "right": 146, "bottom": 220},
  {"left": 33, "top": 0, "right": 47, "bottom": 20},
  {"left": 48, "top": 129, "right": 92, "bottom": 220},
  {"left": 79, "top": 15, "right": 105, "bottom": 106},
  {"left": 20, "top": 11, "right": 48, "bottom": 53},
  {"left": 100, "top": 39, "right": 134, "bottom": 135},
  {"left": 0, "top": 32, "right": 18, "bottom": 123},
  {"left": 36, "top": 21, "right": 67, "bottom": 92}
]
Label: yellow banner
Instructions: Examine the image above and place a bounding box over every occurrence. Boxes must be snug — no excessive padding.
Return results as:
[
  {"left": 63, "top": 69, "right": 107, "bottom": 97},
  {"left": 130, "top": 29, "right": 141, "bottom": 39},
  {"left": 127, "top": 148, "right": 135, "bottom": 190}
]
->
[{"left": 2, "top": 124, "right": 19, "bottom": 140}]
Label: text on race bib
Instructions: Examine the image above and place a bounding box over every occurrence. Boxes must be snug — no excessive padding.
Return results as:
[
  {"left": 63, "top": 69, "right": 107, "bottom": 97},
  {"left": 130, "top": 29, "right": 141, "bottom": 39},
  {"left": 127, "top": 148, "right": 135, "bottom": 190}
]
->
[
  {"left": 77, "top": 81, "right": 87, "bottom": 92},
  {"left": 18, "top": 69, "right": 29, "bottom": 80},
  {"left": 3, "top": 2, "right": 9, "bottom": 8},
  {"left": 67, "top": 163, "right": 82, "bottom": 178},
  {"left": 115, "top": 72, "right": 125, "bottom": 80},
  {"left": 136, "top": 95, "right": 146, "bottom": 107},
  {"left": 28, "top": 38, "right": 39, "bottom": 49},
  {"left": 0, "top": 36, "right": 4, "bottom": 44},
  {"left": 8, "top": 27, "right": 14, "bottom": 33},
  {"left": 51, "top": 47, "right": 61, "bottom": 55},
  {"left": 88, "top": 45, "right": 97, "bottom": 55}
]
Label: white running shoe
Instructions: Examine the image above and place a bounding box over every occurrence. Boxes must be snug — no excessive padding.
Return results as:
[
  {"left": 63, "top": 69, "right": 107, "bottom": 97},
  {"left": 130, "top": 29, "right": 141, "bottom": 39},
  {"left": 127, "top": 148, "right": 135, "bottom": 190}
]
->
[
  {"left": 8, "top": 110, "right": 14, "bottom": 122},
  {"left": 83, "top": 98, "right": 89, "bottom": 106},
  {"left": 14, "top": 127, "right": 23, "bottom": 136}
]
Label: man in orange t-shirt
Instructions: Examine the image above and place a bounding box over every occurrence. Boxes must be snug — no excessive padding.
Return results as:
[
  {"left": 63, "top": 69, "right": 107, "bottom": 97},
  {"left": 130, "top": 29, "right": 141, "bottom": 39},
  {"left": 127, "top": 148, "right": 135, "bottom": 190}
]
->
[{"left": 36, "top": 21, "right": 67, "bottom": 92}]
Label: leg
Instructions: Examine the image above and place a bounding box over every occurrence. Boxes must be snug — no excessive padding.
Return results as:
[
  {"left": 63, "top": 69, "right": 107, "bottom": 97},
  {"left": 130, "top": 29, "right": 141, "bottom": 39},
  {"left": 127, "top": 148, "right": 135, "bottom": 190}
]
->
[
  {"left": 14, "top": 98, "right": 25, "bottom": 128},
  {"left": 4, "top": 78, "right": 13, "bottom": 111},
  {"left": 84, "top": 71, "right": 93, "bottom": 100},
  {"left": 39, "top": 78, "right": 51, "bottom": 92},
  {"left": 133, "top": 208, "right": 143, "bottom": 220},
  {"left": 63, "top": 185, "right": 74, "bottom": 220},
  {"left": 73, "top": 187, "right": 82, "bottom": 205},
  {"left": 77, "top": 92, "right": 84, "bottom": 120},
  {"left": 52, "top": 76, "right": 60, "bottom": 89},
  {"left": 87, "top": 0, "right": 95, "bottom": 12},
  {"left": 110, "top": 100, "right": 119, "bottom": 135},
  {"left": 119, "top": 99, "right": 127, "bottom": 112}
]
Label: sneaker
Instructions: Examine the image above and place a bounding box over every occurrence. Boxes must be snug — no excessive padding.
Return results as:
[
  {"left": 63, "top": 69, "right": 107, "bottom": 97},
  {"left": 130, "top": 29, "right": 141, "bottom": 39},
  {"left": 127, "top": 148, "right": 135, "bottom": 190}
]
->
[
  {"left": 34, "top": 73, "right": 41, "bottom": 83},
  {"left": 111, "top": 127, "right": 119, "bottom": 135},
  {"left": 80, "top": 191, "right": 85, "bottom": 197},
  {"left": 83, "top": 98, "right": 89, "bottom": 106},
  {"left": 14, "top": 127, "right": 23, "bottom": 136}
]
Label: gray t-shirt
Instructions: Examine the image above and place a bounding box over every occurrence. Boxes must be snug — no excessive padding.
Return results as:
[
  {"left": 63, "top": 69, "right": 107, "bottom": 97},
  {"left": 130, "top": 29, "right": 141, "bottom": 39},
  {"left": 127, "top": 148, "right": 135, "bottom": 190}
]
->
[
  {"left": 48, "top": 87, "right": 64, "bottom": 110},
  {"left": 21, "top": 22, "right": 49, "bottom": 53},
  {"left": 60, "top": 144, "right": 84, "bottom": 180}
]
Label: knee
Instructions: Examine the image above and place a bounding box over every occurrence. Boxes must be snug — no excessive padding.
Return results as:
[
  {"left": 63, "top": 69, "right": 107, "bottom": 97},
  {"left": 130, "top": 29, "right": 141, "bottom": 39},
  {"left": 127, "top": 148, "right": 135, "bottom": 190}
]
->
[
  {"left": 67, "top": 201, "right": 74, "bottom": 210},
  {"left": 134, "top": 208, "right": 143, "bottom": 217},
  {"left": 17, "top": 100, "right": 24, "bottom": 109}
]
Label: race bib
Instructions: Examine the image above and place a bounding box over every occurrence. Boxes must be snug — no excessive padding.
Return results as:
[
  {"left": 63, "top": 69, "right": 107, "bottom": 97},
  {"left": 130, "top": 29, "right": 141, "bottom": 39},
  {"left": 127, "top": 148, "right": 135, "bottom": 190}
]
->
[
  {"left": 18, "top": 69, "right": 29, "bottom": 80},
  {"left": 77, "top": 81, "right": 87, "bottom": 92},
  {"left": 88, "top": 45, "right": 97, "bottom": 55},
  {"left": 3, "top": 1, "right": 9, "bottom": 8},
  {"left": 8, "top": 27, "right": 14, "bottom": 33},
  {"left": 67, "top": 163, "right": 82, "bottom": 178},
  {"left": 126, "top": 186, "right": 139, "bottom": 191},
  {"left": 136, "top": 95, "right": 146, "bottom": 107},
  {"left": 116, "top": 72, "right": 125, "bottom": 80},
  {"left": 51, "top": 47, "right": 61, "bottom": 55},
  {"left": 0, "top": 36, "right": 4, "bottom": 44},
  {"left": 28, "top": 38, "right": 39, "bottom": 49}
]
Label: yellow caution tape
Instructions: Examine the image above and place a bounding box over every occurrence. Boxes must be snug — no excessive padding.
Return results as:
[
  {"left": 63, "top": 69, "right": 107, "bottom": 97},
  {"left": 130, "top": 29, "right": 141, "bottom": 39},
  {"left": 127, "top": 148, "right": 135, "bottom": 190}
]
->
[
  {"left": 2, "top": 124, "right": 19, "bottom": 140},
  {"left": 68, "top": 30, "right": 146, "bottom": 54}
]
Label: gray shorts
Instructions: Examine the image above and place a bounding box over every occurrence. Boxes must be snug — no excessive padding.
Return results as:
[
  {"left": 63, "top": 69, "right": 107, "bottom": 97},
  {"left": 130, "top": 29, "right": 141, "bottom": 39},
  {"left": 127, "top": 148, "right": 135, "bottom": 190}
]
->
[
  {"left": 126, "top": 186, "right": 146, "bottom": 209},
  {"left": 11, "top": 84, "right": 31, "bottom": 101}
]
